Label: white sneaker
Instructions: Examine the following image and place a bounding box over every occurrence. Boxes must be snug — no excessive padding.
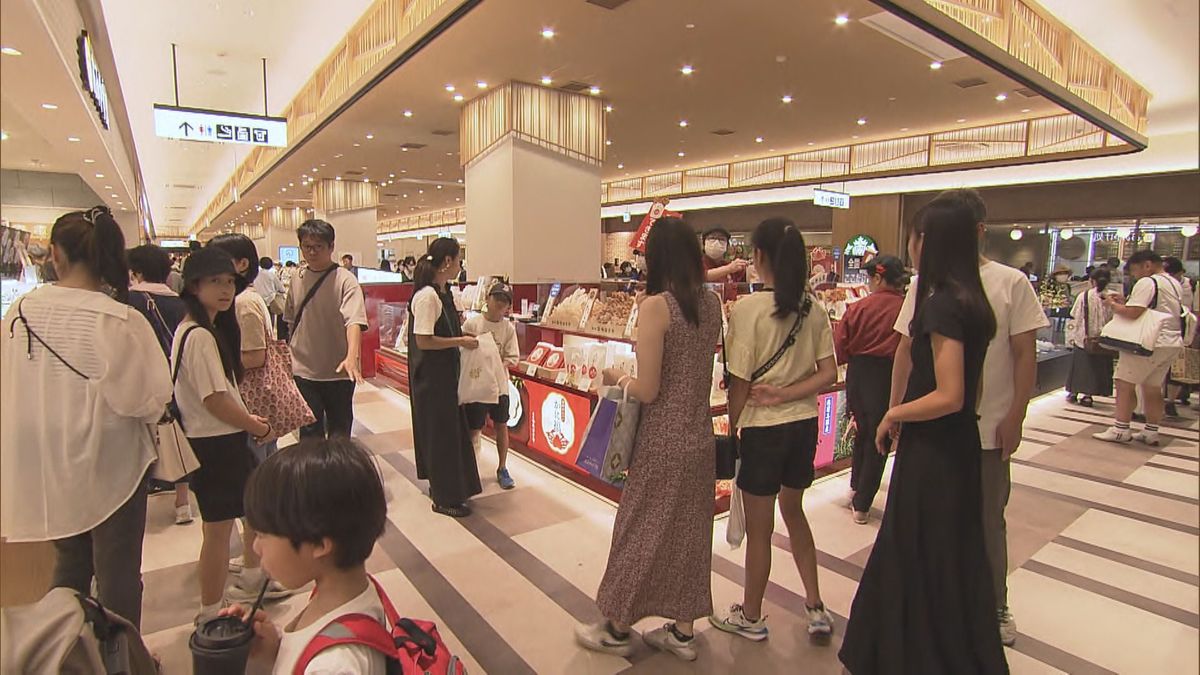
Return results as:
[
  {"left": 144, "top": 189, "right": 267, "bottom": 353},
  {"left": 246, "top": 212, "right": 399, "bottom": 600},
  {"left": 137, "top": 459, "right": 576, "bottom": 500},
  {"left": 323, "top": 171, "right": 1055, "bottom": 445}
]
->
[
  {"left": 642, "top": 623, "right": 697, "bottom": 661},
  {"left": 228, "top": 555, "right": 245, "bottom": 573},
  {"left": 227, "top": 574, "right": 297, "bottom": 603},
  {"left": 998, "top": 607, "right": 1017, "bottom": 646},
  {"left": 806, "top": 604, "right": 835, "bottom": 638},
  {"left": 709, "top": 604, "right": 768, "bottom": 641},
  {"left": 1092, "top": 427, "right": 1132, "bottom": 444},
  {"left": 574, "top": 622, "right": 635, "bottom": 656},
  {"left": 852, "top": 510, "right": 869, "bottom": 525},
  {"left": 174, "top": 504, "right": 194, "bottom": 525},
  {"left": 1132, "top": 430, "right": 1160, "bottom": 446}
]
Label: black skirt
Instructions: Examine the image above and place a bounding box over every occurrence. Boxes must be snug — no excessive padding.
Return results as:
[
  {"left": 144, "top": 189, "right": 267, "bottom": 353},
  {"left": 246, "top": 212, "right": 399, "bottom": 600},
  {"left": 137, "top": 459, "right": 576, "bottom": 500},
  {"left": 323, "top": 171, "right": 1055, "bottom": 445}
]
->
[
  {"left": 839, "top": 419, "right": 1008, "bottom": 675},
  {"left": 1065, "top": 347, "right": 1114, "bottom": 397}
]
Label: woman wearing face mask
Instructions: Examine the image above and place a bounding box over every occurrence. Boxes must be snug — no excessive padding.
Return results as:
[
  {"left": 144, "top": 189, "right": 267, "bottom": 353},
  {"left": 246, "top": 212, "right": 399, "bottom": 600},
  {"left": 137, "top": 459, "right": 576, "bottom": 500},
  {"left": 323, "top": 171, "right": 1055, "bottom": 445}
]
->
[
  {"left": 1065, "top": 269, "right": 1115, "bottom": 408},
  {"left": 702, "top": 227, "right": 749, "bottom": 283}
]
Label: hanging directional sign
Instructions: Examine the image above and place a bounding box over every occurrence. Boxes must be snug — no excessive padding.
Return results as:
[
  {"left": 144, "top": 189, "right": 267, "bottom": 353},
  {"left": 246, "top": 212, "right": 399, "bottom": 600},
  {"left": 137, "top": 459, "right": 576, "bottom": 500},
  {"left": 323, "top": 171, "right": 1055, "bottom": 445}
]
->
[
  {"left": 153, "top": 104, "right": 287, "bottom": 147},
  {"left": 813, "top": 188, "right": 851, "bottom": 209}
]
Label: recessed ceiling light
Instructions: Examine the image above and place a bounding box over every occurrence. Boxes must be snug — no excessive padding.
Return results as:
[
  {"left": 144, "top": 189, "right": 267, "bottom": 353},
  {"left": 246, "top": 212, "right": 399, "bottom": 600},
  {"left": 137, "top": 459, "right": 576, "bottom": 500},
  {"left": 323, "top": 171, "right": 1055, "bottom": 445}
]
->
[
  {"left": 685, "top": 23, "right": 695, "bottom": 29},
  {"left": 41, "top": 103, "right": 58, "bottom": 110},
  {"left": 68, "top": 136, "right": 81, "bottom": 142},
  {"left": 84, "top": 158, "right": 95, "bottom": 163},
  {"left": 677, "top": 151, "right": 685, "bottom": 157},
  {"left": 401, "top": 147, "right": 409, "bottom": 152},
  {"left": 453, "top": 94, "right": 465, "bottom": 102},
  {"left": 605, "top": 105, "right": 614, "bottom": 113},
  {"left": 445, "top": 84, "right": 456, "bottom": 92},
  {"left": 589, "top": 86, "right": 601, "bottom": 95},
  {"left": 781, "top": 95, "right": 793, "bottom": 104},
  {"left": 605, "top": 139, "right": 612, "bottom": 146},
  {"left": 476, "top": 81, "right": 488, "bottom": 89},
  {"left": 1, "top": 47, "right": 22, "bottom": 56},
  {"left": 541, "top": 75, "right": 553, "bottom": 85},
  {"left": 366, "top": 134, "right": 374, "bottom": 139},
  {"left": 755, "top": 136, "right": 763, "bottom": 143},
  {"left": 353, "top": 142, "right": 361, "bottom": 147},
  {"left": 679, "top": 120, "right": 688, "bottom": 127},
  {"left": 929, "top": 61, "right": 943, "bottom": 70},
  {"left": 336, "top": 176, "right": 342, "bottom": 181},
  {"left": 437, "top": 185, "right": 443, "bottom": 189},
  {"left": 856, "top": 118, "right": 867, "bottom": 125},
  {"left": 418, "top": 189, "right": 424, "bottom": 194},
  {"left": 0, "top": 131, "right": 8, "bottom": 141},
  {"left": 995, "top": 93, "right": 1008, "bottom": 101},
  {"left": 363, "top": 178, "right": 370, "bottom": 183},
  {"left": 957, "top": 118, "right": 967, "bottom": 123},
  {"left": 95, "top": 173, "right": 104, "bottom": 178},
  {"left": 403, "top": 110, "right": 413, "bottom": 118},
  {"left": 403, "top": 194, "right": 408, "bottom": 198},
  {"left": 289, "top": 182, "right": 294, "bottom": 187},
  {"left": 680, "top": 65, "right": 694, "bottom": 75},
  {"left": 104, "top": 185, "right": 112, "bottom": 189},
  {"left": 389, "top": 173, "right": 395, "bottom": 178},
  {"left": 541, "top": 28, "right": 555, "bottom": 39},
  {"left": 900, "top": 127, "right": 909, "bottom": 131},
  {"left": 1021, "top": 108, "right": 1031, "bottom": 113},
  {"left": 617, "top": 163, "right": 624, "bottom": 169},
  {"left": 851, "top": 135, "right": 859, "bottom": 139},
  {"left": 834, "top": 14, "right": 850, "bottom": 25}
]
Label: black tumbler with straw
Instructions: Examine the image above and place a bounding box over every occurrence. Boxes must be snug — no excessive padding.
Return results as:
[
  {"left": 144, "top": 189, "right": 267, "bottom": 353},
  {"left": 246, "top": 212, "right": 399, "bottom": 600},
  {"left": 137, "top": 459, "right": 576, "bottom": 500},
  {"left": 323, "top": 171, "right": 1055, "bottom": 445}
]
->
[{"left": 189, "top": 577, "right": 272, "bottom": 674}]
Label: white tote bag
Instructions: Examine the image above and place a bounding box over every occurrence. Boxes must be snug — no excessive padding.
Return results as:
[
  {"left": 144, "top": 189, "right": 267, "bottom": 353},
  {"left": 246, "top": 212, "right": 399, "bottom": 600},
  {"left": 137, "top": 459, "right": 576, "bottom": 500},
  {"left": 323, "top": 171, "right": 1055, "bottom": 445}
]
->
[
  {"left": 1099, "top": 308, "right": 1173, "bottom": 356},
  {"left": 150, "top": 418, "right": 200, "bottom": 482},
  {"left": 726, "top": 461, "right": 746, "bottom": 549},
  {"left": 458, "top": 332, "right": 504, "bottom": 405}
]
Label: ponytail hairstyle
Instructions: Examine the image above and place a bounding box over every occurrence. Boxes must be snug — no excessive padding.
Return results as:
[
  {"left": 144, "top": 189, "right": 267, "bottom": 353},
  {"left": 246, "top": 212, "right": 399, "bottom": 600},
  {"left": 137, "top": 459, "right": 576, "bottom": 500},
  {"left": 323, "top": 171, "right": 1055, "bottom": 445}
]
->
[
  {"left": 751, "top": 217, "right": 812, "bottom": 319},
  {"left": 49, "top": 206, "right": 129, "bottom": 302},
  {"left": 910, "top": 192, "right": 997, "bottom": 343},
  {"left": 180, "top": 247, "right": 245, "bottom": 383},
  {"left": 644, "top": 217, "right": 704, "bottom": 326},
  {"left": 863, "top": 254, "right": 909, "bottom": 290},
  {"left": 412, "top": 237, "right": 460, "bottom": 295}
]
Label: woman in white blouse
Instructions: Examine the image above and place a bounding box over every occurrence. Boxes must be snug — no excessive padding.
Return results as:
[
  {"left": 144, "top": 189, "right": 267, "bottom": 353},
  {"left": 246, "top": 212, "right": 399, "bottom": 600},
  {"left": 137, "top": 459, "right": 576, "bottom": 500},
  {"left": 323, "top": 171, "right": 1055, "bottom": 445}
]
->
[
  {"left": 1, "top": 207, "right": 173, "bottom": 629},
  {"left": 1065, "top": 268, "right": 1116, "bottom": 408}
]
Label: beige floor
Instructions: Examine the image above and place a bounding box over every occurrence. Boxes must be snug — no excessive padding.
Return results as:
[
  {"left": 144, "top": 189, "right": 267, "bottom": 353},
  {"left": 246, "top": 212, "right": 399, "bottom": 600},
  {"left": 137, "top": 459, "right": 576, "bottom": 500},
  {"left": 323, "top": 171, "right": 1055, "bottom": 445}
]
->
[{"left": 134, "top": 383, "right": 1199, "bottom": 674}]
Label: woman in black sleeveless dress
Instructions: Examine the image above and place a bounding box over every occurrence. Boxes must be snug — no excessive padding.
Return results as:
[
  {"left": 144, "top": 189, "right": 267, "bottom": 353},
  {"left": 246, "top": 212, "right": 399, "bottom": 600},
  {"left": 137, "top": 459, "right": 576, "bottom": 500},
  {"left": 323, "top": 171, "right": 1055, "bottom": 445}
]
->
[
  {"left": 840, "top": 193, "right": 1008, "bottom": 674},
  {"left": 407, "top": 238, "right": 482, "bottom": 517}
]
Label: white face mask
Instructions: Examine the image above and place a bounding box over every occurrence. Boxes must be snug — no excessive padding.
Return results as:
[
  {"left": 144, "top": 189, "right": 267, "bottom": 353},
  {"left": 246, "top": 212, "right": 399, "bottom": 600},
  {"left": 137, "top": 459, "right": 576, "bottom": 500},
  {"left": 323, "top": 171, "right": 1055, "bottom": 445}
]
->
[{"left": 705, "top": 240, "right": 728, "bottom": 259}]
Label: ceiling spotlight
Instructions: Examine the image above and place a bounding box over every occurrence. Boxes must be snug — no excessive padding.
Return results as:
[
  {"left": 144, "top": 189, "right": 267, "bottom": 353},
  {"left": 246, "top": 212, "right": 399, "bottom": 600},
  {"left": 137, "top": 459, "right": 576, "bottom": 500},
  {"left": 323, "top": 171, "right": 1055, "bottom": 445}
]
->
[
  {"left": 781, "top": 95, "right": 793, "bottom": 104},
  {"left": 437, "top": 185, "right": 443, "bottom": 189},
  {"left": 677, "top": 151, "right": 686, "bottom": 157},
  {"left": 476, "top": 81, "right": 488, "bottom": 89},
  {"left": 755, "top": 136, "right": 763, "bottom": 143},
  {"left": 685, "top": 23, "right": 696, "bottom": 29},
  {"left": 363, "top": 178, "right": 370, "bottom": 183},
  {"left": 541, "top": 28, "right": 555, "bottom": 38},
  {"left": 1181, "top": 225, "right": 1198, "bottom": 238},
  {"left": 353, "top": 142, "right": 361, "bottom": 147},
  {"left": 680, "top": 65, "right": 694, "bottom": 75},
  {"left": 95, "top": 173, "right": 104, "bottom": 178},
  {"left": 1010, "top": 229, "right": 1023, "bottom": 241},
  {"left": 389, "top": 173, "right": 395, "bottom": 178},
  {"left": 0, "top": 131, "right": 8, "bottom": 141},
  {"left": 403, "top": 110, "right": 413, "bottom": 118},
  {"left": 110, "top": 193, "right": 118, "bottom": 198},
  {"left": 453, "top": 94, "right": 465, "bottom": 102},
  {"left": 679, "top": 120, "right": 688, "bottom": 127},
  {"left": 617, "top": 163, "right": 624, "bottom": 169},
  {"left": 957, "top": 118, "right": 967, "bottom": 123},
  {"left": 929, "top": 61, "right": 943, "bottom": 70},
  {"left": 1060, "top": 228, "right": 1074, "bottom": 240},
  {"left": 84, "top": 158, "right": 95, "bottom": 163},
  {"left": 995, "top": 93, "right": 1008, "bottom": 101},
  {"left": 41, "top": 103, "right": 58, "bottom": 110},
  {"left": 605, "top": 139, "right": 612, "bottom": 146},
  {"left": 856, "top": 118, "right": 867, "bottom": 126},
  {"left": 445, "top": 84, "right": 456, "bottom": 92},
  {"left": 1, "top": 47, "right": 22, "bottom": 56},
  {"left": 834, "top": 14, "right": 850, "bottom": 25},
  {"left": 1021, "top": 108, "right": 1031, "bottom": 113},
  {"left": 589, "top": 86, "right": 601, "bottom": 95},
  {"left": 541, "top": 75, "right": 553, "bottom": 85},
  {"left": 68, "top": 136, "right": 81, "bottom": 142},
  {"left": 336, "top": 176, "right": 342, "bottom": 181},
  {"left": 605, "top": 105, "right": 614, "bottom": 113},
  {"left": 366, "top": 134, "right": 374, "bottom": 139}
]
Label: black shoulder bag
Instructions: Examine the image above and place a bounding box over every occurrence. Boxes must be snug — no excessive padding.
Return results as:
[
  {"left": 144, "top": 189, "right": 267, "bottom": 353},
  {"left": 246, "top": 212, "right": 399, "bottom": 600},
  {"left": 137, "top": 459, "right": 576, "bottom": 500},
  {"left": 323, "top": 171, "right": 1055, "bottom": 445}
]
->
[
  {"left": 715, "top": 297, "right": 808, "bottom": 479},
  {"left": 288, "top": 266, "right": 338, "bottom": 344}
]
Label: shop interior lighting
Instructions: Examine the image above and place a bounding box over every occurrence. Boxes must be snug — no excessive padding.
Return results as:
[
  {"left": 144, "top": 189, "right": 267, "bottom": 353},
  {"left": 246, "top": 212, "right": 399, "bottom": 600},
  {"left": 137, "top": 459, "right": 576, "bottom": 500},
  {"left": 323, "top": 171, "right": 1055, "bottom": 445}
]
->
[
  {"left": 1060, "top": 229, "right": 1074, "bottom": 240},
  {"left": 589, "top": 86, "right": 601, "bottom": 95},
  {"left": 781, "top": 95, "right": 793, "bottom": 103},
  {"left": 353, "top": 142, "right": 361, "bottom": 147},
  {"left": 366, "top": 134, "right": 374, "bottom": 139},
  {"left": 541, "top": 28, "right": 556, "bottom": 39},
  {"left": 541, "top": 76, "right": 553, "bottom": 85},
  {"left": 995, "top": 93, "right": 1008, "bottom": 101},
  {"left": 1021, "top": 108, "right": 1031, "bottom": 113},
  {"left": 680, "top": 65, "right": 694, "bottom": 75},
  {"left": 84, "top": 158, "right": 95, "bottom": 163},
  {"left": 677, "top": 151, "right": 686, "bottom": 157},
  {"left": 755, "top": 136, "right": 763, "bottom": 143},
  {"left": 445, "top": 84, "right": 456, "bottom": 92},
  {"left": 685, "top": 23, "right": 696, "bottom": 29},
  {"left": 835, "top": 15, "right": 850, "bottom": 25},
  {"left": 453, "top": 94, "right": 465, "bottom": 102},
  {"left": 476, "top": 81, "right": 488, "bottom": 89},
  {"left": 929, "top": 61, "right": 942, "bottom": 70},
  {"left": 403, "top": 110, "right": 413, "bottom": 118},
  {"left": 1, "top": 47, "right": 22, "bottom": 56},
  {"left": 957, "top": 118, "right": 967, "bottom": 123},
  {"left": 679, "top": 120, "right": 689, "bottom": 127},
  {"left": 1181, "top": 225, "right": 1198, "bottom": 238},
  {"left": 335, "top": 176, "right": 342, "bottom": 181},
  {"left": 68, "top": 136, "right": 81, "bottom": 142},
  {"left": 95, "top": 173, "right": 104, "bottom": 178},
  {"left": 1009, "top": 229, "right": 1023, "bottom": 241},
  {"left": 41, "top": 103, "right": 58, "bottom": 110},
  {"left": 605, "top": 140, "right": 612, "bottom": 145},
  {"left": 856, "top": 118, "right": 867, "bottom": 125},
  {"left": 1116, "top": 226, "right": 1131, "bottom": 238}
]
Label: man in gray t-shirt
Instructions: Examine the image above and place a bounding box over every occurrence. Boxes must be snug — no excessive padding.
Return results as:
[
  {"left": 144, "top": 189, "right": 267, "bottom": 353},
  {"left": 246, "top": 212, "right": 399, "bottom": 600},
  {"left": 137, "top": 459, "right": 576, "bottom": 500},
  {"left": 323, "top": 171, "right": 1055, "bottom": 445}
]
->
[{"left": 284, "top": 220, "right": 368, "bottom": 439}]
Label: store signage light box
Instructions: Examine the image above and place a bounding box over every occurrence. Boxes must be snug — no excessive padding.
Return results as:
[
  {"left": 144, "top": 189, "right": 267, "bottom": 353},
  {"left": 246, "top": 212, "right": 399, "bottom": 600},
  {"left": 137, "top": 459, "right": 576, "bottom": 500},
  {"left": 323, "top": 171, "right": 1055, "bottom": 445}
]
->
[
  {"left": 814, "top": 188, "right": 851, "bottom": 209},
  {"left": 77, "top": 31, "right": 110, "bottom": 129},
  {"left": 153, "top": 105, "right": 287, "bottom": 147}
]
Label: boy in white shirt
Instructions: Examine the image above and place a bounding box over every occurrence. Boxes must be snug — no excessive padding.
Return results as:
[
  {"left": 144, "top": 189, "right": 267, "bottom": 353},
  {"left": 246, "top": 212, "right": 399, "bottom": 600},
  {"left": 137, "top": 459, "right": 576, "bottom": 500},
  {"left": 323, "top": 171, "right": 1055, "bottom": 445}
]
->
[
  {"left": 462, "top": 283, "right": 521, "bottom": 490},
  {"left": 223, "top": 438, "right": 388, "bottom": 674}
]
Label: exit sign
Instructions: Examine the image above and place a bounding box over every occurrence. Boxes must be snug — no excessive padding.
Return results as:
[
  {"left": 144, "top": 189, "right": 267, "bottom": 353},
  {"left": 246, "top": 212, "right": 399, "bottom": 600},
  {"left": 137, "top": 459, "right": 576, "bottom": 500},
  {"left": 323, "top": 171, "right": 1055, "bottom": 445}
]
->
[
  {"left": 153, "top": 104, "right": 287, "bottom": 147},
  {"left": 814, "top": 188, "right": 851, "bottom": 209}
]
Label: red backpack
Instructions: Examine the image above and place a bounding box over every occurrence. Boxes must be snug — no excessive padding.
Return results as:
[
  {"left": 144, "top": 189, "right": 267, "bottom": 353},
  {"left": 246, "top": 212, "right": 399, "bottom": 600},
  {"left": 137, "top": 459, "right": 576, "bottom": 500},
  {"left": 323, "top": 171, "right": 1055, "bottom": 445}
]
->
[{"left": 293, "top": 576, "right": 467, "bottom": 675}]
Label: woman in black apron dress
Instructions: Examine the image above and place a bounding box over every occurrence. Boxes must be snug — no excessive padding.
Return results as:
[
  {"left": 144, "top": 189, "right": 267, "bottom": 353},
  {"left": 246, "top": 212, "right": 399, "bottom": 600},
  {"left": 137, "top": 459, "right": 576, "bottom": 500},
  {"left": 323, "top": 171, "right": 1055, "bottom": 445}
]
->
[{"left": 407, "top": 238, "right": 482, "bottom": 517}]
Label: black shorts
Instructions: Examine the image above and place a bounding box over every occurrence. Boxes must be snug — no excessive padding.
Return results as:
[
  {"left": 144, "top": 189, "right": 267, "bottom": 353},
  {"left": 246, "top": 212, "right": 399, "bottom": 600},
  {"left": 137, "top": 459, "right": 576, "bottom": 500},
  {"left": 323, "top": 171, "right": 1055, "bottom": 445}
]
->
[
  {"left": 737, "top": 418, "right": 818, "bottom": 496},
  {"left": 464, "top": 396, "right": 510, "bottom": 430},
  {"left": 187, "top": 432, "right": 254, "bottom": 522}
]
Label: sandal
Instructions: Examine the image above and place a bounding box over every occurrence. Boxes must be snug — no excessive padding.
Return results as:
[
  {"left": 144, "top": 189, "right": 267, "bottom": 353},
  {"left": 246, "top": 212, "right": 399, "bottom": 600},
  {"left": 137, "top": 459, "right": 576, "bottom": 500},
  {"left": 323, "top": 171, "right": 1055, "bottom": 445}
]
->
[
  {"left": 1080, "top": 396, "right": 1094, "bottom": 407},
  {"left": 432, "top": 502, "right": 471, "bottom": 518}
]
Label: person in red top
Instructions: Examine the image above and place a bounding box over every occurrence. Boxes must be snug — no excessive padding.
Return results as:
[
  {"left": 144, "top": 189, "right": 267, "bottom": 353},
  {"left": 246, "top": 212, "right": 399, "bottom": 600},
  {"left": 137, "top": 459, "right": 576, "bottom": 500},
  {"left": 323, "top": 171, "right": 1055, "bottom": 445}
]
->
[
  {"left": 835, "top": 255, "right": 909, "bottom": 524},
  {"left": 701, "top": 227, "right": 749, "bottom": 282}
]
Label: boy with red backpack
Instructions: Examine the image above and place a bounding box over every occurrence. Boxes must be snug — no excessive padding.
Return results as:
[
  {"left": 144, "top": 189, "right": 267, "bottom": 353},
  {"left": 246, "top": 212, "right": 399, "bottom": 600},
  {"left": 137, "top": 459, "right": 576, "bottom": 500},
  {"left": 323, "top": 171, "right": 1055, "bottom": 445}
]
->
[{"left": 222, "top": 438, "right": 465, "bottom": 674}]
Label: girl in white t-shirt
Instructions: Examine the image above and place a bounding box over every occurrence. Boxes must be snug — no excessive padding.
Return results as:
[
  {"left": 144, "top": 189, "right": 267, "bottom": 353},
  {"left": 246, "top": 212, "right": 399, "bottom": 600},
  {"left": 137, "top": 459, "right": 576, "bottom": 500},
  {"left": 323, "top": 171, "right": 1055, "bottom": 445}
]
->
[{"left": 174, "top": 247, "right": 275, "bottom": 624}]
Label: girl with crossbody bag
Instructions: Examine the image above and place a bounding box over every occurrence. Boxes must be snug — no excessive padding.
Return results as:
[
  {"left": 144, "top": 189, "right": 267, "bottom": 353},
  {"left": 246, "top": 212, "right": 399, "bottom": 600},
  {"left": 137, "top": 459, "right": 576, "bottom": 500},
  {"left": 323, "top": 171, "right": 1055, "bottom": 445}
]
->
[{"left": 710, "top": 218, "right": 839, "bottom": 642}]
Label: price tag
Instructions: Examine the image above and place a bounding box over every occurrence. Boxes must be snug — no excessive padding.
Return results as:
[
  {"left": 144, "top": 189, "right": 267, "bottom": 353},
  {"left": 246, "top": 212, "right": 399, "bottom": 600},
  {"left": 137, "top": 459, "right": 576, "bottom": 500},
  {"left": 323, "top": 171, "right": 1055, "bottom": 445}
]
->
[
  {"left": 624, "top": 305, "right": 639, "bottom": 338},
  {"left": 555, "top": 371, "right": 568, "bottom": 385},
  {"left": 578, "top": 297, "right": 596, "bottom": 329},
  {"left": 526, "top": 363, "right": 538, "bottom": 376}
]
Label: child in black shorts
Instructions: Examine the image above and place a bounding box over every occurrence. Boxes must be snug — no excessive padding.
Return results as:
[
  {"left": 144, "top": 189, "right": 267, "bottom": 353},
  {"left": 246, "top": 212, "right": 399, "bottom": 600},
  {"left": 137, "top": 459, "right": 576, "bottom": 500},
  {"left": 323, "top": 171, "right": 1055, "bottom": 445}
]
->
[{"left": 462, "top": 284, "right": 520, "bottom": 489}]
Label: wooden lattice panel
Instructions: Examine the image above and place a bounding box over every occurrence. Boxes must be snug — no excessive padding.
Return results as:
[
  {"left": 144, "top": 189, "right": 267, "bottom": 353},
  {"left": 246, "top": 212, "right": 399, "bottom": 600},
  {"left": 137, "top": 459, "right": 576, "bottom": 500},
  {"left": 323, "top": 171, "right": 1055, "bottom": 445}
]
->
[
  {"left": 1008, "top": 0, "right": 1067, "bottom": 85},
  {"left": 785, "top": 147, "right": 851, "bottom": 181},
  {"left": 1109, "top": 70, "right": 1150, "bottom": 133},
  {"left": 606, "top": 178, "right": 643, "bottom": 203},
  {"left": 644, "top": 172, "right": 683, "bottom": 198},
  {"left": 1066, "top": 37, "right": 1112, "bottom": 112},
  {"left": 683, "top": 165, "right": 731, "bottom": 193},
  {"left": 1027, "top": 114, "right": 1104, "bottom": 155},
  {"left": 851, "top": 136, "right": 930, "bottom": 173},
  {"left": 925, "top": 0, "right": 1009, "bottom": 48},
  {"left": 930, "top": 121, "right": 1026, "bottom": 165},
  {"left": 731, "top": 157, "right": 785, "bottom": 187}
]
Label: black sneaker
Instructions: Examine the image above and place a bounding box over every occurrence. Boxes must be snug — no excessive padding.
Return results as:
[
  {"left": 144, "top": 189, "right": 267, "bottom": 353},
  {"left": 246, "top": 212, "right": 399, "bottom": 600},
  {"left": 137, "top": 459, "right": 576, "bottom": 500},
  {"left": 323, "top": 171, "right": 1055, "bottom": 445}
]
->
[{"left": 432, "top": 503, "right": 471, "bottom": 518}]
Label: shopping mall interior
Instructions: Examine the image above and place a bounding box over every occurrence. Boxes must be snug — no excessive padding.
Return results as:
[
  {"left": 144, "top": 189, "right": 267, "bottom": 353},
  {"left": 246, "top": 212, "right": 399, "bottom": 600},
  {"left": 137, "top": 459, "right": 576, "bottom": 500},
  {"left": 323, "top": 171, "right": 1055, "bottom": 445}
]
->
[{"left": 1, "top": 0, "right": 1198, "bottom": 673}]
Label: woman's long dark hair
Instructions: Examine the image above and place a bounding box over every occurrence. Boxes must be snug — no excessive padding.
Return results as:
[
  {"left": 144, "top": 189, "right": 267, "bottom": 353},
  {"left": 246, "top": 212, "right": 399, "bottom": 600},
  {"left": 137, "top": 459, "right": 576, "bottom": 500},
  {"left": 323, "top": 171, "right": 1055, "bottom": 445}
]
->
[
  {"left": 181, "top": 250, "right": 245, "bottom": 383},
  {"left": 50, "top": 206, "right": 129, "bottom": 302},
  {"left": 207, "top": 233, "right": 261, "bottom": 284},
  {"left": 644, "top": 217, "right": 704, "bottom": 326},
  {"left": 910, "top": 193, "right": 997, "bottom": 342},
  {"left": 413, "top": 237, "right": 460, "bottom": 295},
  {"left": 752, "top": 217, "right": 812, "bottom": 319}
]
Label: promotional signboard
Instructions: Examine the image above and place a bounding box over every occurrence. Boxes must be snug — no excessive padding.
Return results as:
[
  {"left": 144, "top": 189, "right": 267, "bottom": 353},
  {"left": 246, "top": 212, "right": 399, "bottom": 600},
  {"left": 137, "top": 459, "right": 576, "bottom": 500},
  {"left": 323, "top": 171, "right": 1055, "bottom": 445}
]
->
[
  {"left": 842, "top": 234, "right": 879, "bottom": 285},
  {"left": 524, "top": 380, "right": 592, "bottom": 466}
]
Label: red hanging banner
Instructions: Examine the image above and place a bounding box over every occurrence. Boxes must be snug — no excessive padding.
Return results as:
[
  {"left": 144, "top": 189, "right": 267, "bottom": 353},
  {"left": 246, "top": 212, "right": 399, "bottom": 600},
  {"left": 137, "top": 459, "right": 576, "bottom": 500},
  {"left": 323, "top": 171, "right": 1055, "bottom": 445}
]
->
[{"left": 630, "top": 198, "right": 680, "bottom": 254}]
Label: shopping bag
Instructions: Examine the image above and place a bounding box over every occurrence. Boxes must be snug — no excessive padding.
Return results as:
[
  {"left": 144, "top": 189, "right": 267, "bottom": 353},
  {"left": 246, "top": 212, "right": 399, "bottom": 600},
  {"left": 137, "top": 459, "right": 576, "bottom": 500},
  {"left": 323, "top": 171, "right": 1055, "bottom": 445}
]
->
[
  {"left": 1099, "top": 308, "right": 1173, "bottom": 356},
  {"left": 726, "top": 470, "right": 746, "bottom": 549},
  {"left": 1171, "top": 348, "right": 1200, "bottom": 384},
  {"left": 241, "top": 340, "right": 316, "bottom": 437},
  {"left": 458, "top": 333, "right": 503, "bottom": 405},
  {"left": 576, "top": 395, "right": 618, "bottom": 478},
  {"left": 150, "top": 417, "right": 199, "bottom": 482},
  {"left": 598, "top": 386, "right": 641, "bottom": 484}
]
